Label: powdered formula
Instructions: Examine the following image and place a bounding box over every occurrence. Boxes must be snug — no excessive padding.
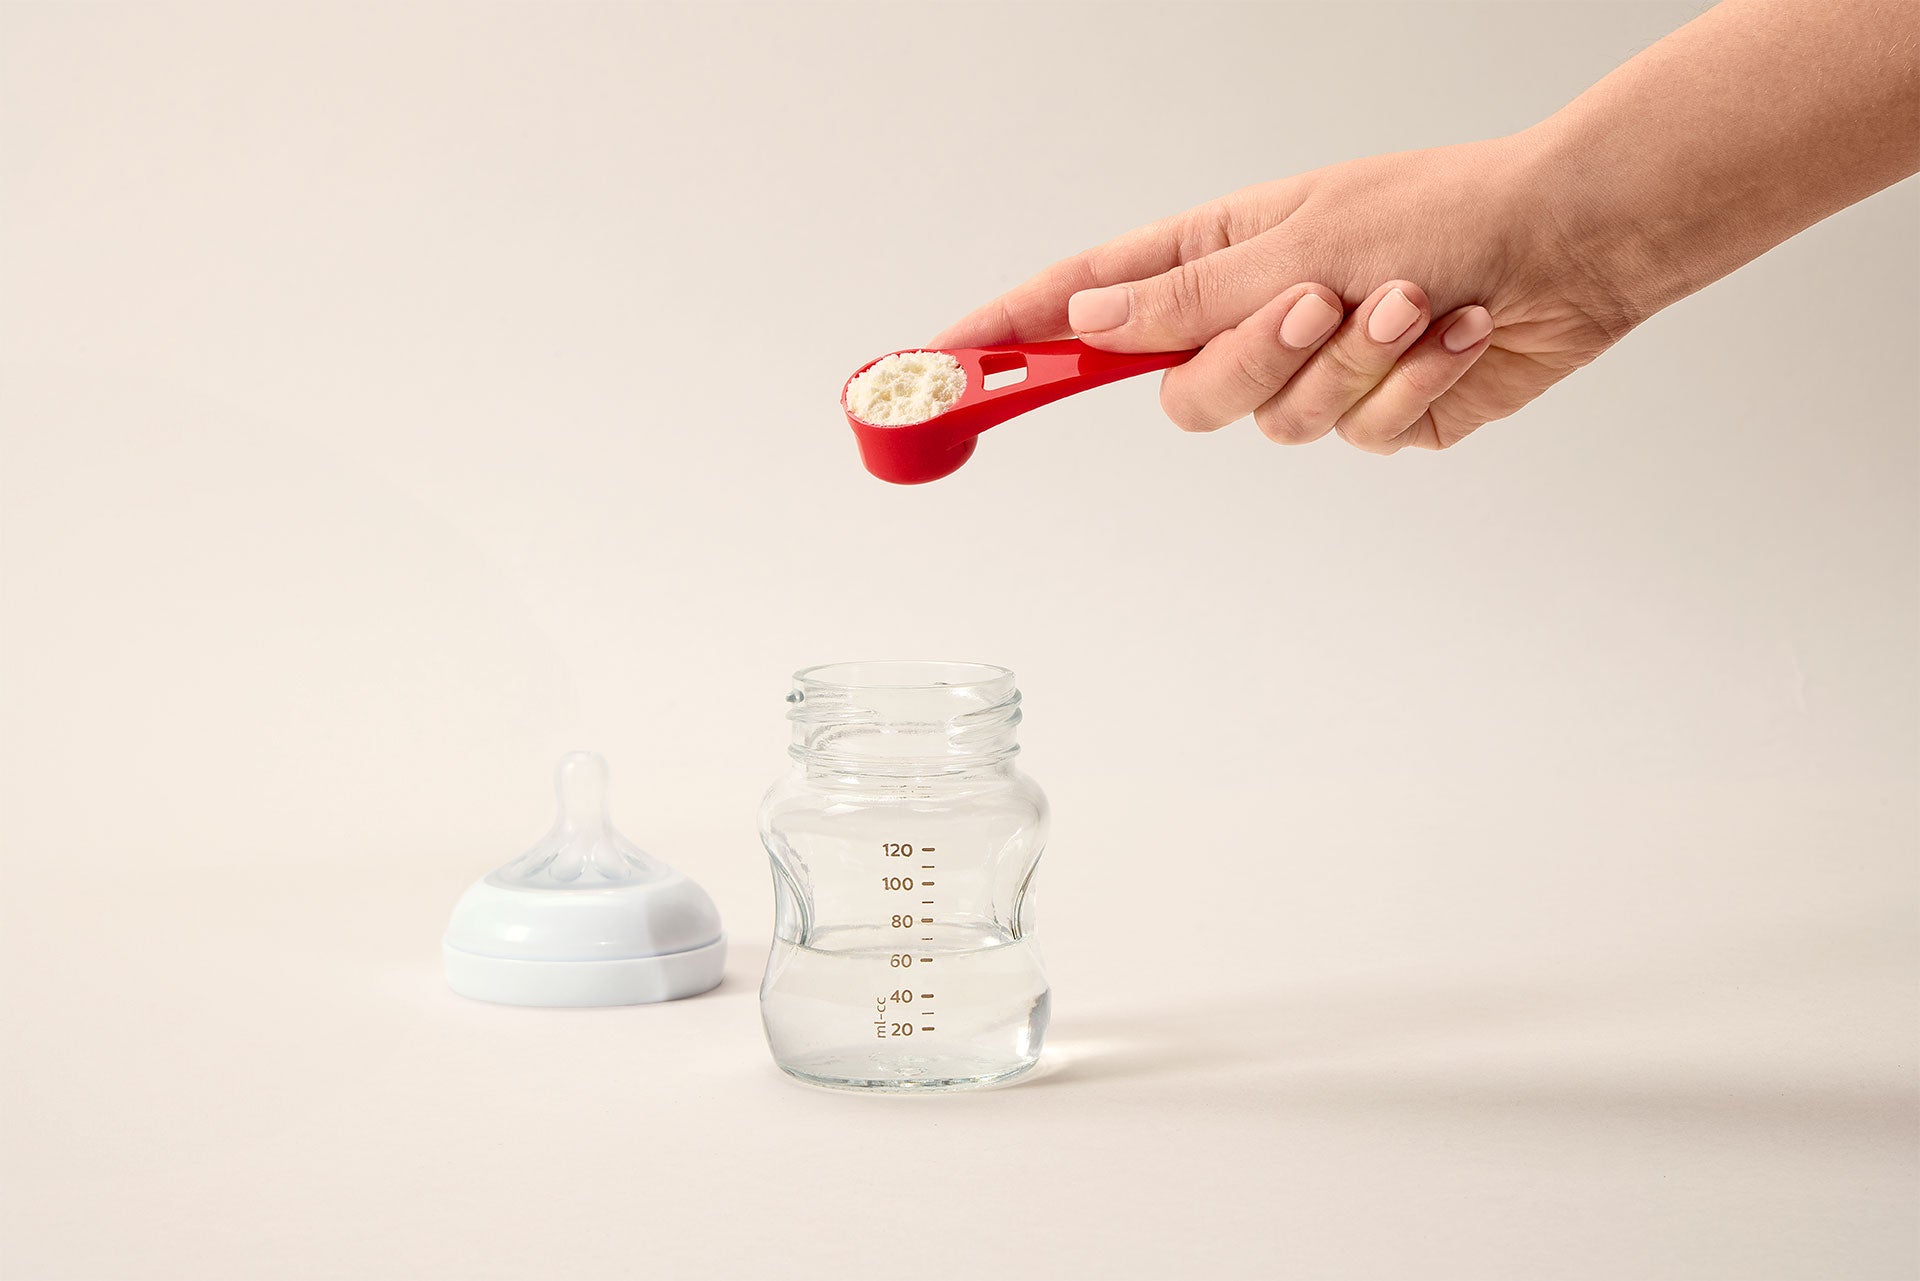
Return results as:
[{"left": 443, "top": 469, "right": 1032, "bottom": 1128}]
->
[{"left": 844, "top": 351, "right": 967, "bottom": 426}]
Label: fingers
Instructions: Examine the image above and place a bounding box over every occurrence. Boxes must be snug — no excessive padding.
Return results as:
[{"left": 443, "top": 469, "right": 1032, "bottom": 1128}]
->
[
  {"left": 1150, "top": 279, "right": 1499, "bottom": 450},
  {"left": 930, "top": 183, "right": 1305, "bottom": 350},
  {"left": 1066, "top": 228, "right": 1309, "bottom": 354},
  {"left": 1332, "top": 304, "right": 1496, "bottom": 453},
  {"left": 1409, "top": 374, "right": 1501, "bottom": 451},
  {"left": 939, "top": 231, "right": 1502, "bottom": 455},
  {"left": 1251, "top": 282, "right": 1435, "bottom": 446},
  {"left": 931, "top": 213, "right": 1195, "bottom": 348},
  {"left": 1157, "top": 285, "right": 1345, "bottom": 432}
]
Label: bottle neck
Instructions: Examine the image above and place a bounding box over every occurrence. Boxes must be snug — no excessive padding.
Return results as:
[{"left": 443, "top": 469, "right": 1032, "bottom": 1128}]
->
[{"left": 786, "top": 661, "right": 1023, "bottom": 781}]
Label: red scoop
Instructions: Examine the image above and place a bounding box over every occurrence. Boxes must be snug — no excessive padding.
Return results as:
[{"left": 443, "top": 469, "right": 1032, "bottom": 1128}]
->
[{"left": 843, "top": 340, "right": 1197, "bottom": 484}]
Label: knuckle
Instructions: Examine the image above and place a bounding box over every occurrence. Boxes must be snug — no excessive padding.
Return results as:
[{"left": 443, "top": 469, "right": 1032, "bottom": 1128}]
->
[
  {"left": 1397, "top": 359, "right": 1456, "bottom": 403},
  {"left": 1335, "top": 419, "right": 1404, "bottom": 455},
  {"left": 1225, "top": 348, "right": 1291, "bottom": 406},
  {"left": 1254, "top": 401, "right": 1318, "bottom": 445},
  {"left": 1159, "top": 380, "right": 1219, "bottom": 434},
  {"left": 1290, "top": 393, "right": 1343, "bottom": 439},
  {"left": 1314, "top": 340, "right": 1377, "bottom": 387},
  {"left": 1240, "top": 322, "right": 1311, "bottom": 388},
  {"left": 1179, "top": 202, "right": 1235, "bottom": 260},
  {"left": 1405, "top": 410, "right": 1441, "bottom": 450},
  {"left": 1160, "top": 261, "right": 1212, "bottom": 323},
  {"left": 1433, "top": 414, "right": 1486, "bottom": 449}
]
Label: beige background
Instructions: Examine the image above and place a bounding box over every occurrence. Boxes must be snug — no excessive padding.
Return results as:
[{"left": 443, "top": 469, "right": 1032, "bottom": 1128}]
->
[{"left": 3, "top": 3, "right": 1915, "bottom": 1279}]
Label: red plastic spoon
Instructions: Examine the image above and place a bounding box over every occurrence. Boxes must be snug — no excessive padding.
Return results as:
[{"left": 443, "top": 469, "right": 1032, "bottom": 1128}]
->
[{"left": 843, "top": 340, "right": 1196, "bottom": 484}]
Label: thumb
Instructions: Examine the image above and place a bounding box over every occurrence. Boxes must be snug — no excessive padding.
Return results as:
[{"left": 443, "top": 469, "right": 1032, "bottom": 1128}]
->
[{"left": 1066, "top": 233, "right": 1293, "bottom": 353}]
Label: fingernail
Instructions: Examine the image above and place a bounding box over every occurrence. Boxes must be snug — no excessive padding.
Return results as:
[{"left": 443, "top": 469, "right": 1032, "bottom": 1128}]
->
[
  {"left": 1366, "top": 288, "right": 1420, "bottom": 343},
  {"left": 1442, "top": 305, "right": 1494, "bottom": 353},
  {"left": 1067, "top": 285, "right": 1130, "bottom": 333},
  {"left": 1279, "top": 293, "right": 1341, "bottom": 348}
]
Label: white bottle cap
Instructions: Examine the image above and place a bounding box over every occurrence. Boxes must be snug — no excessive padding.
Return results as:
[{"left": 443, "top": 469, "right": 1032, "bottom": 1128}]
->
[{"left": 443, "top": 752, "right": 726, "bottom": 1006}]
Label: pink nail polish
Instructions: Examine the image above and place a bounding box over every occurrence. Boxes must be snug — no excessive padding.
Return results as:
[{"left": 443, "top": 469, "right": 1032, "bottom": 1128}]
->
[
  {"left": 1442, "top": 306, "right": 1494, "bottom": 352},
  {"left": 1067, "top": 286, "right": 1131, "bottom": 333},
  {"left": 1366, "top": 288, "right": 1420, "bottom": 343},
  {"left": 1279, "top": 293, "right": 1341, "bottom": 348}
]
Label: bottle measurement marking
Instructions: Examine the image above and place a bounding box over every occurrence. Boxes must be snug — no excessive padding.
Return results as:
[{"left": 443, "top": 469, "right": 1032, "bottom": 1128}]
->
[{"left": 881, "top": 842, "right": 945, "bottom": 1026}]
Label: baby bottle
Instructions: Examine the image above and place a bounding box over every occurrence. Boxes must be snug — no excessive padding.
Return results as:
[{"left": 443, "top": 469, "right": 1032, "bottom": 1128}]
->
[{"left": 758, "top": 661, "right": 1049, "bottom": 1091}]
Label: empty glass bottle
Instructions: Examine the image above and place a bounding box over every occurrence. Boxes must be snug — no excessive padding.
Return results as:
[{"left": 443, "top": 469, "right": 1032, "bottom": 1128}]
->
[{"left": 758, "top": 661, "right": 1049, "bottom": 1091}]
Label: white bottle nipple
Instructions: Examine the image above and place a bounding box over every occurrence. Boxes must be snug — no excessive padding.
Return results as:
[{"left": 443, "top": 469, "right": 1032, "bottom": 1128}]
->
[
  {"left": 492, "top": 751, "right": 663, "bottom": 887},
  {"left": 444, "top": 750, "right": 727, "bottom": 1006}
]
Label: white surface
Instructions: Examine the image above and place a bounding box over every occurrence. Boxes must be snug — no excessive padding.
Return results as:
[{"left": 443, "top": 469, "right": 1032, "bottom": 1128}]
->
[{"left": 2, "top": 3, "right": 1915, "bottom": 1279}]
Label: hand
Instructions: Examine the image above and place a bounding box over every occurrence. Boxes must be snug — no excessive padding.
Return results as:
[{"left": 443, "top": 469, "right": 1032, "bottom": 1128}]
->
[
  {"left": 932, "top": 134, "right": 1635, "bottom": 454},
  {"left": 935, "top": 0, "right": 1920, "bottom": 458}
]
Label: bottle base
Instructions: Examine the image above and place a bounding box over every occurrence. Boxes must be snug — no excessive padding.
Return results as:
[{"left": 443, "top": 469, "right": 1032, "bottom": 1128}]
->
[{"left": 776, "top": 1056, "right": 1041, "bottom": 1094}]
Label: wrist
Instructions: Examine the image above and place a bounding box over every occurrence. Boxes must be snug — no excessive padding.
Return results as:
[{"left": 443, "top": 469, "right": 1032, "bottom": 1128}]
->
[
  {"left": 1509, "top": 111, "right": 1683, "bottom": 338},
  {"left": 1509, "top": 0, "right": 1920, "bottom": 337}
]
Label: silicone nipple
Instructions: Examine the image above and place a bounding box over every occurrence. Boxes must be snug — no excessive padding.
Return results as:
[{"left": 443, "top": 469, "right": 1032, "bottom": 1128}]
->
[
  {"left": 444, "top": 750, "right": 726, "bottom": 1005},
  {"left": 491, "top": 751, "right": 663, "bottom": 887}
]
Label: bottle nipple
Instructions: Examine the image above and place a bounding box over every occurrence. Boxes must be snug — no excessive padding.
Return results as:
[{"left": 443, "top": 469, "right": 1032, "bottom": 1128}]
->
[{"left": 491, "top": 751, "right": 662, "bottom": 887}]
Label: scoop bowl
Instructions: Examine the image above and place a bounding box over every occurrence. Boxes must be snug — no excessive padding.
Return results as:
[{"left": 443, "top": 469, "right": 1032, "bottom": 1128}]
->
[{"left": 844, "top": 340, "right": 1196, "bottom": 484}]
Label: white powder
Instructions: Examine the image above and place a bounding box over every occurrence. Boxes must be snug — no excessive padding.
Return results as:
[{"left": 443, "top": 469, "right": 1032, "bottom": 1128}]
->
[{"left": 844, "top": 351, "right": 967, "bottom": 425}]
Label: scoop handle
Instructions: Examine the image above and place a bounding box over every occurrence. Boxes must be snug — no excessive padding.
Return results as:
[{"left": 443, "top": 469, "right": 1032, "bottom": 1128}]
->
[{"left": 948, "top": 340, "right": 1195, "bottom": 421}]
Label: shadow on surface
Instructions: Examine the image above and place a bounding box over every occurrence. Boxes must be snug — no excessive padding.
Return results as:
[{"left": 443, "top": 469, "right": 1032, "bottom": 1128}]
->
[{"left": 1029, "top": 964, "right": 1916, "bottom": 1131}]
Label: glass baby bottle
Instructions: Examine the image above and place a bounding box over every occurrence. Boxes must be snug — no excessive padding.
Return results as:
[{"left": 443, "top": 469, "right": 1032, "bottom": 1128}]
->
[{"left": 758, "top": 661, "right": 1049, "bottom": 1091}]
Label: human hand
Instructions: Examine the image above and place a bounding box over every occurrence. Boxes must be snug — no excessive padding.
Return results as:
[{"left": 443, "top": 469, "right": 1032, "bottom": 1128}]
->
[
  {"left": 932, "top": 135, "right": 1635, "bottom": 454},
  {"left": 934, "top": 0, "right": 1920, "bottom": 458}
]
